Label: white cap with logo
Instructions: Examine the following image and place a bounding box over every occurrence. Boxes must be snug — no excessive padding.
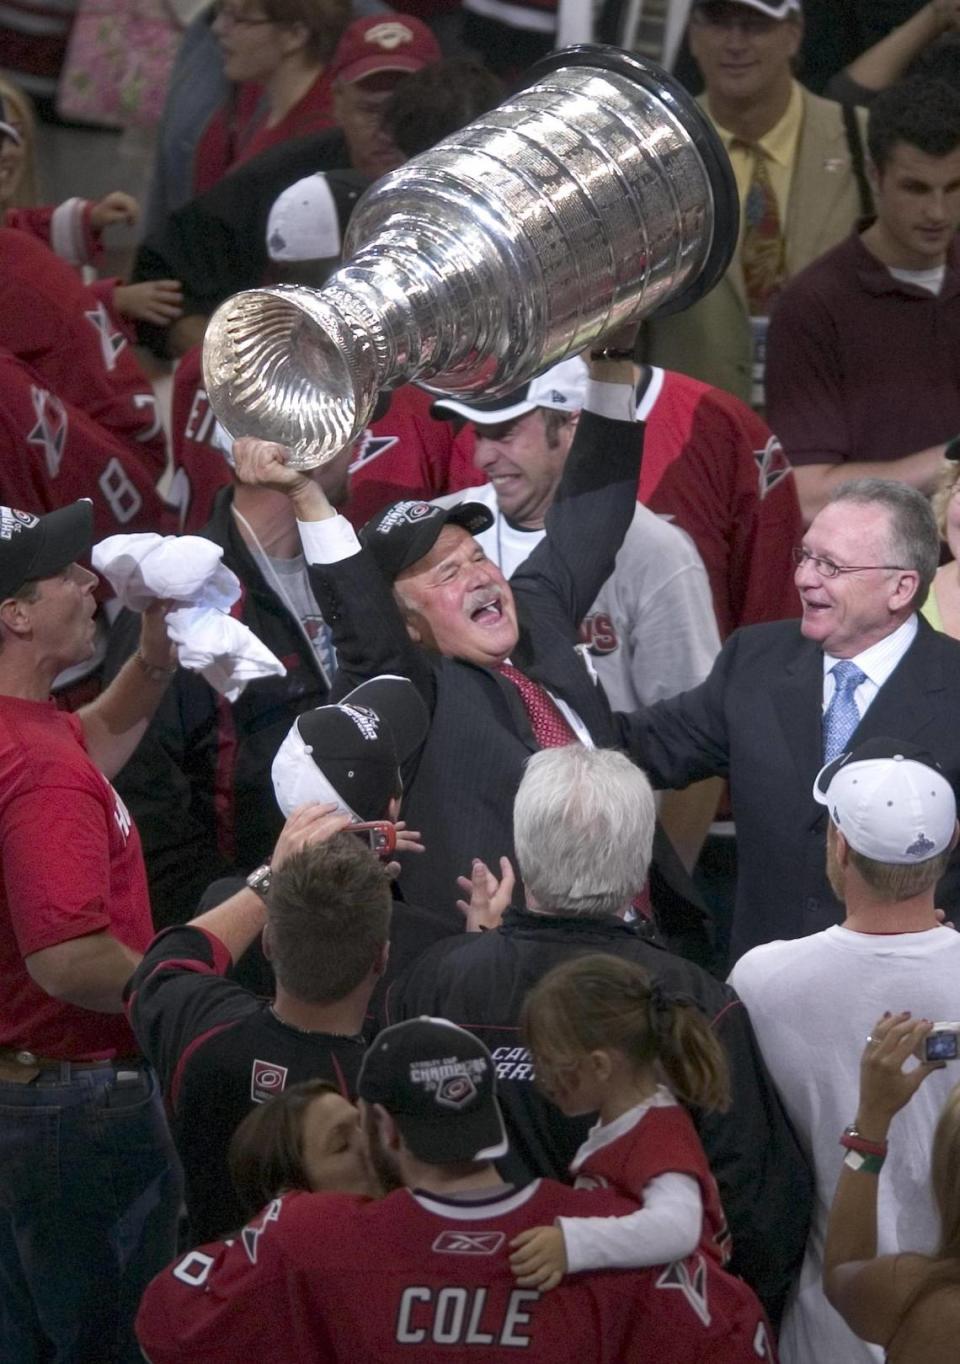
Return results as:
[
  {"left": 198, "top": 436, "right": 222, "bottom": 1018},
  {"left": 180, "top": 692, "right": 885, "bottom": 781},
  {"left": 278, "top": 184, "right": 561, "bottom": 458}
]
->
[
  {"left": 813, "top": 738, "right": 957, "bottom": 865},
  {"left": 430, "top": 356, "right": 589, "bottom": 426}
]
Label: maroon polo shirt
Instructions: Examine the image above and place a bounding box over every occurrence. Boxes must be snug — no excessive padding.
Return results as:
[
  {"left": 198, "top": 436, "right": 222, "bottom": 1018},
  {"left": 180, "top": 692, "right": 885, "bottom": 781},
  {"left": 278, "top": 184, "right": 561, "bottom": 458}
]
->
[{"left": 765, "top": 231, "right": 960, "bottom": 467}]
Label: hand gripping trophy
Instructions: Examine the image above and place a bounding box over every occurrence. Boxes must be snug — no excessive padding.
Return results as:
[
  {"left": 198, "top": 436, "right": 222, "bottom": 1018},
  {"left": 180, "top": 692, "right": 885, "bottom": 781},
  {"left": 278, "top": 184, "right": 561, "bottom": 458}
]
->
[{"left": 203, "top": 46, "right": 739, "bottom": 469}]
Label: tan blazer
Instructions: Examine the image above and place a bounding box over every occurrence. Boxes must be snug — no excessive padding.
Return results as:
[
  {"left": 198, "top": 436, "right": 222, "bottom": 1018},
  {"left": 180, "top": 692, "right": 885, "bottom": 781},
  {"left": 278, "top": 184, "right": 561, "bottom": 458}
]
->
[{"left": 641, "top": 87, "right": 869, "bottom": 404}]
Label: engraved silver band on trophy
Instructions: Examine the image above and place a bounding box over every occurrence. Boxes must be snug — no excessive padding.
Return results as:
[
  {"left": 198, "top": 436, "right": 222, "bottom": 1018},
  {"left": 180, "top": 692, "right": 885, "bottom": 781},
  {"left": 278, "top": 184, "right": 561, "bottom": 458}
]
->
[{"left": 203, "top": 45, "right": 738, "bottom": 469}]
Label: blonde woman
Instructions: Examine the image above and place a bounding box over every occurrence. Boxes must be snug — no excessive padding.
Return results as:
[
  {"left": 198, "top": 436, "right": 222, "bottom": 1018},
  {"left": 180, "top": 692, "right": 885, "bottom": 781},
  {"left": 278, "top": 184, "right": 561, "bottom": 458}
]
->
[
  {"left": 924, "top": 451, "right": 960, "bottom": 637},
  {"left": 0, "top": 75, "right": 182, "bottom": 324}
]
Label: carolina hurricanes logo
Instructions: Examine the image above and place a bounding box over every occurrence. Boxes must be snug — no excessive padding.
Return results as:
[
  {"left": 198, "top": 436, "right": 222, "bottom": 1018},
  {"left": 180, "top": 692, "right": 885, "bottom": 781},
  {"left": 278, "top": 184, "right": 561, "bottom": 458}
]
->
[
  {"left": 656, "top": 1254, "right": 711, "bottom": 1327},
  {"left": 364, "top": 19, "right": 415, "bottom": 48},
  {"left": 0, "top": 507, "right": 37, "bottom": 540},
  {"left": 250, "top": 1058, "right": 289, "bottom": 1104},
  {"left": 755, "top": 436, "right": 792, "bottom": 498},
  {"left": 240, "top": 1198, "right": 282, "bottom": 1265},
  {"left": 349, "top": 428, "right": 399, "bottom": 473},
  {"left": 27, "top": 384, "right": 68, "bottom": 477},
  {"left": 436, "top": 1073, "right": 477, "bottom": 1109},
  {"left": 83, "top": 301, "right": 127, "bottom": 372}
]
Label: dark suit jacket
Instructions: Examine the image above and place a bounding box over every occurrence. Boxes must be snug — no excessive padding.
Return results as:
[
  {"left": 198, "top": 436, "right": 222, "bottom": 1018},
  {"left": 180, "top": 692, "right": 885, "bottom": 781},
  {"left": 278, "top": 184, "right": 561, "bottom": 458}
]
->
[
  {"left": 617, "top": 616, "right": 960, "bottom": 959},
  {"left": 310, "top": 409, "right": 706, "bottom": 947}
]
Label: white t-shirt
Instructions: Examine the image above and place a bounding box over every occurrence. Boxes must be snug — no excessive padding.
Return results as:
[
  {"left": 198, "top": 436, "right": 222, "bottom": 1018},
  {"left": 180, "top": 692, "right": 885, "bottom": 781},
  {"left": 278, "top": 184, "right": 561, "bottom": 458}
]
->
[
  {"left": 889, "top": 264, "right": 946, "bottom": 296},
  {"left": 729, "top": 925, "right": 960, "bottom": 1364}
]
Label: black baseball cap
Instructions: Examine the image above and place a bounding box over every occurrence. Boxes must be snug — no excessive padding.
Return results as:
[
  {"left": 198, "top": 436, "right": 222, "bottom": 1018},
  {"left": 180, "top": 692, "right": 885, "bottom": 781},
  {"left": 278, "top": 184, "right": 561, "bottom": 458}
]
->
[
  {"left": 360, "top": 500, "right": 493, "bottom": 582},
  {"left": 358, "top": 1018, "right": 509, "bottom": 1166},
  {"left": 0, "top": 501, "right": 93, "bottom": 600},
  {"left": 271, "top": 675, "right": 429, "bottom": 819}
]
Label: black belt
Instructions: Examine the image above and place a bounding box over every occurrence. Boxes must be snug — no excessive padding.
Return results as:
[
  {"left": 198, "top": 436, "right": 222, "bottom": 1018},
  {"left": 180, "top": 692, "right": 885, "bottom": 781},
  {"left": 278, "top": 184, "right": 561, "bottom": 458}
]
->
[{"left": 0, "top": 1050, "right": 146, "bottom": 1085}]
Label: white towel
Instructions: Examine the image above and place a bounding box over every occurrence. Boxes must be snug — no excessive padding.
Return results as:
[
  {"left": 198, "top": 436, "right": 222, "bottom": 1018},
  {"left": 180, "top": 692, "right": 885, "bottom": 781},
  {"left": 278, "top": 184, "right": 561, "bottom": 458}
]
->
[{"left": 92, "top": 533, "right": 286, "bottom": 700}]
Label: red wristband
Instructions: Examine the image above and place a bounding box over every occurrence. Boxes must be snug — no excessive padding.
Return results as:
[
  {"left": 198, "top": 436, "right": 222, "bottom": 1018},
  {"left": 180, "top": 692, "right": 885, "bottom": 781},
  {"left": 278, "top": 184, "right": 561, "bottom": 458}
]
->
[{"left": 840, "top": 1129, "right": 888, "bottom": 1158}]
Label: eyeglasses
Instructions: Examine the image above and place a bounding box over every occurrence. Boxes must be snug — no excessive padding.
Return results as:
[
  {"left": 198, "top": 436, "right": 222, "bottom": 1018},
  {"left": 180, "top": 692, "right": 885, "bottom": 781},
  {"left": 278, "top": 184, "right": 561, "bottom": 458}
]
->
[
  {"left": 212, "top": 3, "right": 275, "bottom": 27},
  {"left": 792, "top": 547, "right": 909, "bottom": 579},
  {"left": 690, "top": 5, "right": 781, "bottom": 33}
]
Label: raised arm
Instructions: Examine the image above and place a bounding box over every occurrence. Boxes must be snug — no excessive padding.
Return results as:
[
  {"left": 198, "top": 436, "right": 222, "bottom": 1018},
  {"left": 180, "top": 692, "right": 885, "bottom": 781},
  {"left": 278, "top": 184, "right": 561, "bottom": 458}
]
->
[
  {"left": 231, "top": 438, "right": 436, "bottom": 710},
  {"left": 515, "top": 351, "right": 642, "bottom": 627},
  {"left": 78, "top": 600, "right": 178, "bottom": 779},
  {"left": 823, "top": 1013, "right": 943, "bottom": 1343}
]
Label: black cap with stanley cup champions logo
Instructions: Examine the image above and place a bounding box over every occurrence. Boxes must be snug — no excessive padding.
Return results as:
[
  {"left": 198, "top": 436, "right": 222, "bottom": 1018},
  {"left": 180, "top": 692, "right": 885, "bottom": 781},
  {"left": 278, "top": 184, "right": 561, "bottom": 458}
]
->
[
  {"left": 358, "top": 1018, "right": 509, "bottom": 1165},
  {"left": 0, "top": 501, "right": 93, "bottom": 600},
  {"left": 360, "top": 500, "right": 493, "bottom": 583},
  {"left": 271, "top": 675, "right": 429, "bottom": 820}
]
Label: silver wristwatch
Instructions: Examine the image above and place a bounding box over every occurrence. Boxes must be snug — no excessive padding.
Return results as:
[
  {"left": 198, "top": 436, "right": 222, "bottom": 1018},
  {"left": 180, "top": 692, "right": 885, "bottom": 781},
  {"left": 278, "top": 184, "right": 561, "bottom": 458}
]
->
[{"left": 246, "top": 863, "right": 272, "bottom": 900}]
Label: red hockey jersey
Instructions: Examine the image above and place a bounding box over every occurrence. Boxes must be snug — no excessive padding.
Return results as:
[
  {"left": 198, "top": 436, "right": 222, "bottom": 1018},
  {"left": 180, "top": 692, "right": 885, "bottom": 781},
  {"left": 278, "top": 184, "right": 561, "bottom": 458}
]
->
[
  {"left": 571, "top": 1101, "right": 732, "bottom": 1266},
  {"left": 0, "top": 349, "right": 174, "bottom": 537},
  {"left": 137, "top": 1181, "right": 776, "bottom": 1363},
  {"left": 0, "top": 228, "right": 171, "bottom": 524},
  {"left": 171, "top": 349, "right": 457, "bottom": 534}
]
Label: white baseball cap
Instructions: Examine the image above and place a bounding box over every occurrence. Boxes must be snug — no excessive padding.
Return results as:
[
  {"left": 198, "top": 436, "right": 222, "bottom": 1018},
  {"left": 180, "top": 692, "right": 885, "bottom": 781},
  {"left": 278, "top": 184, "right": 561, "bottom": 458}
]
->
[
  {"left": 813, "top": 738, "right": 957, "bottom": 865},
  {"left": 266, "top": 171, "right": 368, "bottom": 264},
  {"left": 430, "top": 356, "right": 589, "bottom": 426},
  {"left": 693, "top": 0, "right": 801, "bottom": 17}
]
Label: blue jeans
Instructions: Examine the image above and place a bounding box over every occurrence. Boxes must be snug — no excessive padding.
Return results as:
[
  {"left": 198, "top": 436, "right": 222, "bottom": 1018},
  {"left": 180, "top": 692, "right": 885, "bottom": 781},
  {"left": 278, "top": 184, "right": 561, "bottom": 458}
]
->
[{"left": 0, "top": 1064, "right": 182, "bottom": 1363}]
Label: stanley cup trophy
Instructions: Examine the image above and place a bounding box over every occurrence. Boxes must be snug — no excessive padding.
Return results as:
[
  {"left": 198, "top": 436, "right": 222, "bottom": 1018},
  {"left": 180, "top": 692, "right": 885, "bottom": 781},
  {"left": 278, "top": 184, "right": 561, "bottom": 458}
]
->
[{"left": 203, "top": 46, "right": 738, "bottom": 468}]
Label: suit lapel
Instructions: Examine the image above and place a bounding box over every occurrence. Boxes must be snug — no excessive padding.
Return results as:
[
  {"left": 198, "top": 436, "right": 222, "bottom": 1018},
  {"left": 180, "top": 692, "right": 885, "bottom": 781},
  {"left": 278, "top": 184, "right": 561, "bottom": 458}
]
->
[
  {"left": 850, "top": 623, "right": 943, "bottom": 748},
  {"left": 769, "top": 636, "right": 825, "bottom": 801},
  {"left": 784, "top": 91, "right": 850, "bottom": 275}
]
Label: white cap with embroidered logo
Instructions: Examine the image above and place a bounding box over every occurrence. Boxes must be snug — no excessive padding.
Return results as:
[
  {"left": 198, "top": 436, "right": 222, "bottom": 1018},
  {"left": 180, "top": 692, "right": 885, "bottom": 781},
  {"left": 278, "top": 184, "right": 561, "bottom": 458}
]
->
[{"left": 813, "top": 739, "right": 957, "bottom": 865}]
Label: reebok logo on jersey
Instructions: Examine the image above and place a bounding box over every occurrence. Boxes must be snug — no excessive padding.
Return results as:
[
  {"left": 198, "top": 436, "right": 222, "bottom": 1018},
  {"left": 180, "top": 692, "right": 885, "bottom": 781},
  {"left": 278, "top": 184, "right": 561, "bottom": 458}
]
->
[
  {"left": 27, "top": 385, "right": 68, "bottom": 478},
  {"left": 251, "top": 1059, "right": 289, "bottom": 1104},
  {"left": 432, "top": 1231, "right": 505, "bottom": 1256}
]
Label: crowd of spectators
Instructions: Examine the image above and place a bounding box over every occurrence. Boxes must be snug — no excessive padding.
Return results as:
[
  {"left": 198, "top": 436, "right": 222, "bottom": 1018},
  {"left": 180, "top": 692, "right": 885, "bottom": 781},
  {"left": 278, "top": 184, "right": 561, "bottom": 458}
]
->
[{"left": 2, "top": 1, "right": 960, "bottom": 1360}]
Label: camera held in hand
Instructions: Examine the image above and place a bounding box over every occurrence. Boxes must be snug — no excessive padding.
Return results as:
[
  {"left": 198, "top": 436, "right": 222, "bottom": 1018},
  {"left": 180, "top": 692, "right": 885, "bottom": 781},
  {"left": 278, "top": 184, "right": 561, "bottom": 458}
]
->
[{"left": 924, "top": 1023, "right": 960, "bottom": 1062}]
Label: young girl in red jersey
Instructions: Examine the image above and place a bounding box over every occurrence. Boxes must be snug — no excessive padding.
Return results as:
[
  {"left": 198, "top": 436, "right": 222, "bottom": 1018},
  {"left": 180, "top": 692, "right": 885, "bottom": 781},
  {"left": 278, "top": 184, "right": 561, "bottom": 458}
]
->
[{"left": 510, "top": 952, "right": 732, "bottom": 1290}]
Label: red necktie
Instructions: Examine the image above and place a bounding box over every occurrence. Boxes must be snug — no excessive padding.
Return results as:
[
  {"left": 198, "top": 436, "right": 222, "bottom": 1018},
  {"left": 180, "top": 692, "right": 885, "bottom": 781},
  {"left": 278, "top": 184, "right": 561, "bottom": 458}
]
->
[
  {"left": 496, "top": 662, "right": 577, "bottom": 749},
  {"left": 496, "top": 662, "right": 651, "bottom": 918}
]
